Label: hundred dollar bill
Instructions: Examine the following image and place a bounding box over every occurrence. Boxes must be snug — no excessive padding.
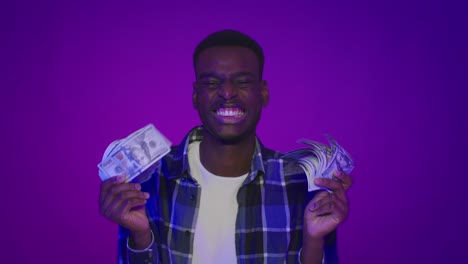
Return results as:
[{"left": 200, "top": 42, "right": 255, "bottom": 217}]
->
[
  {"left": 284, "top": 135, "right": 354, "bottom": 192},
  {"left": 98, "top": 124, "right": 171, "bottom": 183}
]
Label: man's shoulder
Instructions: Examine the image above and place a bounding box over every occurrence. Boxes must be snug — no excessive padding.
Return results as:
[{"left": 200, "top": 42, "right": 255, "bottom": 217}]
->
[
  {"left": 260, "top": 145, "right": 282, "bottom": 158},
  {"left": 161, "top": 126, "right": 200, "bottom": 163},
  {"left": 260, "top": 145, "right": 307, "bottom": 181},
  {"left": 166, "top": 144, "right": 184, "bottom": 160}
]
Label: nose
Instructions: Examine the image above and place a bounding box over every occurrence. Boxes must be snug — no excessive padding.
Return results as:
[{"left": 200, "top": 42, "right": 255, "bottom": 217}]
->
[{"left": 217, "top": 81, "right": 238, "bottom": 100}]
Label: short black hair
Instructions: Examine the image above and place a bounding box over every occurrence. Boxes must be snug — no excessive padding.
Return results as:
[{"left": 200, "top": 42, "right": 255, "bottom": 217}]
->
[{"left": 193, "top": 29, "right": 265, "bottom": 78}]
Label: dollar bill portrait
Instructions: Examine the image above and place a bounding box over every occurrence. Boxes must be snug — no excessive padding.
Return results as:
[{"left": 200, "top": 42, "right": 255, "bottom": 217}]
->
[
  {"left": 336, "top": 148, "right": 354, "bottom": 172},
  {"left": 127, "top": 141, "right": 152, "bottom": 167}
]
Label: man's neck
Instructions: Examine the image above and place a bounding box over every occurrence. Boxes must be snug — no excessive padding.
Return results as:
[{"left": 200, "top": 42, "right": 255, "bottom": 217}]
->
[{"left": 199, "top": 133, "right": 256, "bottom": 177}]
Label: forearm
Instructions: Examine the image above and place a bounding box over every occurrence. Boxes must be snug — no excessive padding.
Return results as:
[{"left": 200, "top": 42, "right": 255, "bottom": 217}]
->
[
  {"left": 301, "top": 237, "right": 324, "bottom": 264},
  {"left": 129, "top": 229, "right": 152, "bottom": 249}
]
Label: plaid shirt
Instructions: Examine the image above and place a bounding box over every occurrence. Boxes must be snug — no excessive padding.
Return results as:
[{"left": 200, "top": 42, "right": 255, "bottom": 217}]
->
[{"left": 117, "top": 126, "right": 338, "bottom": 264}]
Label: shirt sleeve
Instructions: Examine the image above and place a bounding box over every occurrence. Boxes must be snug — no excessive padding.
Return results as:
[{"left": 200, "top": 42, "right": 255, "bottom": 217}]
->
[
  {"left": 323, "top": 230, "right": 339, "bottom": 264},
  {"left": 118, "top": 226, "right": 159, "bottom": 264}
]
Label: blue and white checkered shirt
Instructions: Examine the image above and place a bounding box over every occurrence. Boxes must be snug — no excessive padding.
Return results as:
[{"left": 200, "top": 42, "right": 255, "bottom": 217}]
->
[{"left": 117, "top": 126, "right": 338, "bottom": 264}]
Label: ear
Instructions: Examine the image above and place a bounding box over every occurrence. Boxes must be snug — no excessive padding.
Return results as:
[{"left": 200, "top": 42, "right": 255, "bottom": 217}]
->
[
  {"left": 192, "top": 82, "right": 198, "bottom": 109},
  {"left": 260, "top": 80, "right": 269, "bottom": 107}
]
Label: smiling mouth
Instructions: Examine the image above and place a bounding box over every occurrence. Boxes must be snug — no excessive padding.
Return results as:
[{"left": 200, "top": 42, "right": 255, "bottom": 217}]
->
[
  {"left": 216, "top": 107, "right": 244, "bottom": 117},
  {"left": 213, "top": 107, "right": 246, "bottom": 123}
]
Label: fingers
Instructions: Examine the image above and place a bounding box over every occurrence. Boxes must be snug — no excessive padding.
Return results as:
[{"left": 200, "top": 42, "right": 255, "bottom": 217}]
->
[
  {"left": 314, "top": 177, "right": 343, "bottom": 192},
  {"left": 314, "top": 177, "right": 346, "bottom": 201},
  {"left": 309, "top": 193, "right": 347, "bottom": 215},
  {"left": 333, "top": 170, "right": 353, "bottom": 191},
  {"left": 308, "top": 192, "right": 347, "bottom": 215},
  {"left": 314, "top": 171, "right": 353, "bottom": 200},
  {"left": 101, "top": 185, "right": 149, "bottom": 211},
  {"left": 99, "top": 175, "right": 126, "bottom": 204},
  {"left": 312, "top": 178, "right": 348, "bottom": 211},
  {"left": 105, "top": 196, "right": 148, "bottom": 220},
  {"left": 99, "top": 177, "right": 150, "bottom": 219},
  {"left": 103, "top": 188, "right": 149, "bottom": 211},
  {"left": 313, "top": 202, "right": 347, "bottom": 222},
  {"left": 307, "top": 191, "right": 328, "bottom": 209},
  {"left": 307, "top": 191, "right": 348, "bottom": 222}
]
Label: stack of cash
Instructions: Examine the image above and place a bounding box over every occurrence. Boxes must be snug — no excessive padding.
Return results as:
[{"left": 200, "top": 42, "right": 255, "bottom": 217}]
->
[
  {"left": 284, "top": 135, "right": 354, "bottom": 192},
  {"left": 98, "top": 124, "right": 171, "bottom": 183}
]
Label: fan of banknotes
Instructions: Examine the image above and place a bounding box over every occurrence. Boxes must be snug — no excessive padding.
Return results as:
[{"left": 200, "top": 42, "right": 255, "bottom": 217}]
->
[
  {"left": 98, "top": 124, "right": 171, "bottom": 183},
  {"left": 284, "top": 135, "right": 354, "bottom": 192}
]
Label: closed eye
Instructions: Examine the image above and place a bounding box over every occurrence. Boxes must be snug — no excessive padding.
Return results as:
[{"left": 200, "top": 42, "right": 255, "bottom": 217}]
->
[
  {"left": 234, "top": 79, "right": 253, "bottom": 88},
  {"left": 199, "top": 78, "right": 220, "bottom": 89}
]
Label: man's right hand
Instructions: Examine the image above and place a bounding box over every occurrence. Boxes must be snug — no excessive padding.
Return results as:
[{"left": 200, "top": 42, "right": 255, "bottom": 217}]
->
[{"left": 99, "top": 175, "right": 152, "bottom": 248}]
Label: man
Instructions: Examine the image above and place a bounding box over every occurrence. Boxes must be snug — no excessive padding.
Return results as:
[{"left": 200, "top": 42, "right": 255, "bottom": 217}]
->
[{"left": 99, "top": 29, "right": 352, "bottom": 264}]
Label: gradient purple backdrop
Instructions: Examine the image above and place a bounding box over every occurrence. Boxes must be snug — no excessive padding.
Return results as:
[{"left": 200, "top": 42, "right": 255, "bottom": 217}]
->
[{"left": 2, "top": 0, "right": 467, "bottom": 263}]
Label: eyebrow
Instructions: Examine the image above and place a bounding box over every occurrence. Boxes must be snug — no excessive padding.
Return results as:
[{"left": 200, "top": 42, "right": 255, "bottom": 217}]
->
[
  {"left": 230, "top": 71, "right": 255, "bottom": 78},
  {"left": 197, "top": 71, "right": 256, "bottom": 80},
  {"left": 197, "top": 71, "right": 221, "bottom": 79}
]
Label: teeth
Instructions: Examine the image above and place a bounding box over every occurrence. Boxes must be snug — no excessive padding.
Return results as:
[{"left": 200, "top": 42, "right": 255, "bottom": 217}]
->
[{"left": 217, "top": 108, "right": 244, "bottom": 117}]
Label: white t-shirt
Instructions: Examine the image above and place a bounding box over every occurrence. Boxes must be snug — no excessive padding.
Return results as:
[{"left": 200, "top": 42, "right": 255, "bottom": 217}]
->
[{"left": 188, "top": 142, "right": 248, "bottom": 264}]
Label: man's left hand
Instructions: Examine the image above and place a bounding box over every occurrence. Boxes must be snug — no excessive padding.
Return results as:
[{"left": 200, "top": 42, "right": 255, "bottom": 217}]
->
[{"left": 303, "top": 170, "right": 353, "bottom": 240}]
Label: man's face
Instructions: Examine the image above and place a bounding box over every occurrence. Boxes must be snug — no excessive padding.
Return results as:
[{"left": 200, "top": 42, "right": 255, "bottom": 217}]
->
[{"left": 193, "top": 46, "right": 269, "bottom": 143}]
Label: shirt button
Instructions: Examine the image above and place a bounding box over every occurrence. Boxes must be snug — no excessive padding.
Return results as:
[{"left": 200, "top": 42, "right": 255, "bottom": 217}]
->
[
  {"left": 190, "top": 194, "right": 196, "bottom": 200},
  {"left": 185, "top": 230, "right": 190, "bottom": 236}
]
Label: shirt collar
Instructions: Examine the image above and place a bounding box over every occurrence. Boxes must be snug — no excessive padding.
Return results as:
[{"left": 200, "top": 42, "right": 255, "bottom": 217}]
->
[{"left": 166, "top": 126, "right": 266, "bottom": 180}]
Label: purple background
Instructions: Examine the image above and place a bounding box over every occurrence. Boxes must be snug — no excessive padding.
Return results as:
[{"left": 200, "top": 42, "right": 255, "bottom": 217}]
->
[{"left": 3, "top": 0, "right": 467, "bottom": 263}]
